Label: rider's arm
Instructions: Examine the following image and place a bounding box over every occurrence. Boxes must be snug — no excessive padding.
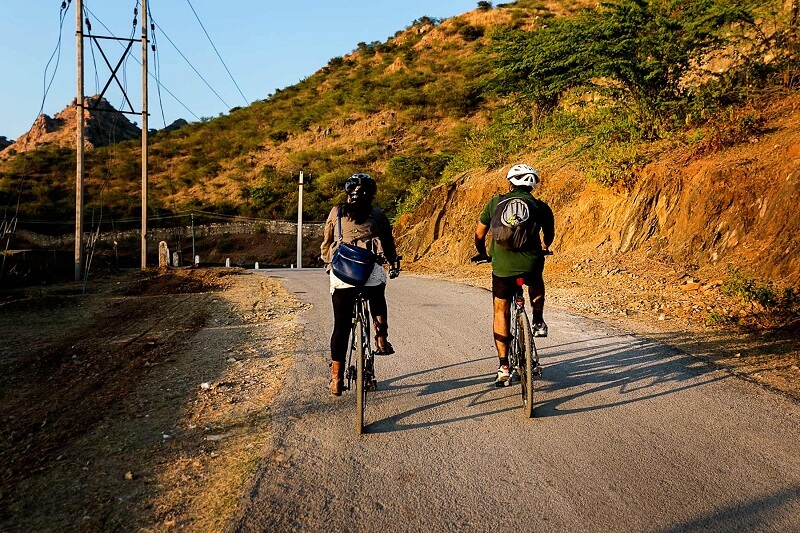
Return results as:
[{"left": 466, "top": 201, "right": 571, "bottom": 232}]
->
[
  {"left": 374, "top": 208, "right": 398, "bottom": 264},
  {"left": 475, "top": 222, "right": 489, "bottom": 256},
  {"left": 320, "top": 207, "right": 337, "bottom": 265},
  {"left": 540, "top": 201, "right": 555, "bottom": 250},
  {"left": 472, "top": 222, "right": 490, "bottom": 262}
]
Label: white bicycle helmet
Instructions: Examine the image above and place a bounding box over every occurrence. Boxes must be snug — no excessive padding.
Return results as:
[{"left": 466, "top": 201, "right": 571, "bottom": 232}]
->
[{"left": 506, "top": 164, "right": 539, "bottom": 188}]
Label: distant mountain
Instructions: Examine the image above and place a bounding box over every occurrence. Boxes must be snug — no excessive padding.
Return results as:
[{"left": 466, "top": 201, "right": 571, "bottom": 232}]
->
[
  {"left": 0, "top": 136, "right": 11, "bottom": 151},
  {"left": 0, "top": 95, "right": 141, "bottom": 156}
]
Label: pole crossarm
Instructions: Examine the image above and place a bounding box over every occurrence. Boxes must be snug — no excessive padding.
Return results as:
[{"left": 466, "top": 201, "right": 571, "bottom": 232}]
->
[{"left": 89, "top": 36, "right": 137, "bottom": 113}]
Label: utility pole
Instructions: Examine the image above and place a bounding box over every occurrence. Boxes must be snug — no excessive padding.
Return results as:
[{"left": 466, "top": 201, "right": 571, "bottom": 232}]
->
[
  {"left": 74, "top": 3, "right": 149, "bottom": 277},
  {"left": 75, "top": 0, "right": 85, "bottom": 281},
  {"left": 296, "top": 171, "right": 303, "bottom": 269},
  {"left": 141, "top": 0, "right": 149, "bottom": 270}
]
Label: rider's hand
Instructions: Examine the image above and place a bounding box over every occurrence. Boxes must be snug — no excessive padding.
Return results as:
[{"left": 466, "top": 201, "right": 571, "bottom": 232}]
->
[
  {"left": 389, "top": 267, "right": 400, "bottom": 279},
  {"left": 470, "top": 252, "right": 491, "bottom": 264}
]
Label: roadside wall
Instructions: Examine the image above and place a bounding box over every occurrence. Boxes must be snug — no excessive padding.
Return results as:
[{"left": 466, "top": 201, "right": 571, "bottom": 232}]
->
[{"left": 16, "top": 221, "right": 325, "bottom": 249}]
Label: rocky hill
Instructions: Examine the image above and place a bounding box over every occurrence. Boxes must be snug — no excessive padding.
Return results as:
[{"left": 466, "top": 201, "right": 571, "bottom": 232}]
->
[
  {"left": 396, "top": 92, "right": 800, "bottom": 286},
  {"left": 0, "top": 95, "right": 141, "bottom": 156}
]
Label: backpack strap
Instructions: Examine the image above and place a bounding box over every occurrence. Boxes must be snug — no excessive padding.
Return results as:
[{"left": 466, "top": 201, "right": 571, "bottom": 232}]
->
[{"left": 336, "top": 205, "right": 344, "bottom": 243}]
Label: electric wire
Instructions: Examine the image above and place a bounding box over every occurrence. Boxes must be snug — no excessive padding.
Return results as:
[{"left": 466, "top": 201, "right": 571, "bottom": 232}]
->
[
  {"left": 147, "top": 4, "right": 168, "bottom": 127},
  {"left": 148, "top": 16, "right": 231, "bottom": 110},
  {"left": 83, "top": 5, "right": 201, "bottom": 121},
  {"left": 185, "top": 0, "right": 248, "bottom": 106},
  {"left": 14, "top": 210, "right": 321, "bottom": 225},
  {"left": 3, "top": 1, "right": 72, "bottom": 287},
  {"left": 37, "top": 0, "right": 71, "bottom": 119}
]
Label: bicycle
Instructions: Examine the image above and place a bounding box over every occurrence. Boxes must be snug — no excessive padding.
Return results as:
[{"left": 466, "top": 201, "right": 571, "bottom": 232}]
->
[
  {"left": 508, "top": 275, "right": 541, "bottom": 418},
  {"left": 344, "top": 256, "right": 401, "bottom": 434},
  {"left": 471, "top": 251, "right": 550, "bottom": 418}
]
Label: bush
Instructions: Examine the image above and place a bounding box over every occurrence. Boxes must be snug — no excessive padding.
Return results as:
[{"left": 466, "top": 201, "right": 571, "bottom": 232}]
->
[
  {"left": 486, "top": 0, "right": 755, "bottom": 131},
  {"left": 722, "top": 265, "right": 779, "bottom": 308}
]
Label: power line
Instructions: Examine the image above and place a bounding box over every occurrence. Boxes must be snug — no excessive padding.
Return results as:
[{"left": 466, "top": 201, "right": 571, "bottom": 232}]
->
[
  {"left": 185, "top": 0, "right": 248, "bottom": 106},
  {"left": 83, "top": 5, "right": 201, "bottom": 121},
  {"left": 148, "top": 17, "right": 231, "bottom": 111},
  {"left": 37, "top": 1, "right": 72, "bottom": 119},
  {"left": 147, "top": 4, "right": 168, "bottom": 128}
]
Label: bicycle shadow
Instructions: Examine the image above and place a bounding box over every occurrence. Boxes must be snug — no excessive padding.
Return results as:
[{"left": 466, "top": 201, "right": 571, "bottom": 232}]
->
[
  {"left": 532, "top": 334, "right": 727, "bottom": 418},
  {"left": 368, "top": 333, "right": 728, "bottom": 432},
  {"left": 366, "top": 356, "right": 523, "bottom": 433}
]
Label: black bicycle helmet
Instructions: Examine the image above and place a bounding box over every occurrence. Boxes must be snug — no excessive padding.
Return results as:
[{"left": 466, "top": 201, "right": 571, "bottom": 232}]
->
[{"left": 344, "top": 173, "right": 377, "bottom": 200}]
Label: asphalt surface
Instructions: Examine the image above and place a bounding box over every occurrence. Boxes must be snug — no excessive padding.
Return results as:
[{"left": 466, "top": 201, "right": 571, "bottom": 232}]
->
[{"left": 229, "top": 268, "right": 800, "bottom": 532}]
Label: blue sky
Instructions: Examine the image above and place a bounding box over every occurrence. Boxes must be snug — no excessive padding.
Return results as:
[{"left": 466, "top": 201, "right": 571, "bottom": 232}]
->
[{"left": 0, "top": 0, "right": 480, "bottom": 141}]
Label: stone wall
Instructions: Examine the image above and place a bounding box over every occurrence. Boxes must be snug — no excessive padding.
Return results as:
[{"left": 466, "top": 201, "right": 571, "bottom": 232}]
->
[{"left": 16, "top": 221, "right": 325, "bottom": 249}]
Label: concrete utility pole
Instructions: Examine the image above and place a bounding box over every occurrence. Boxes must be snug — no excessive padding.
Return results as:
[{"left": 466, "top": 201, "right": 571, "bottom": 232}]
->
[
  {"left": 74, "top": 2, "right": 149, "bottom": 277},
  {"left": 141, "top": 0, "right": 149, "bottom": 270},
  {"left": 296, "top": 171, "right": 304, "bottom": 269},
  {"left": 75, "top": 0, "right": 85, "bottom": 281}
]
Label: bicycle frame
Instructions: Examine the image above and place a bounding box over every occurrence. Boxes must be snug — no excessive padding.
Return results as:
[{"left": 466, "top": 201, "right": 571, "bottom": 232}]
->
[
  {"left": 508, "top": 280, "right": 527, "bottom": 381},
  {"left": 345, "top": 291, "right": 377, "bottom": 434},
  {"left": 508, "top": 277, "right": 540, "bottom": 418}
]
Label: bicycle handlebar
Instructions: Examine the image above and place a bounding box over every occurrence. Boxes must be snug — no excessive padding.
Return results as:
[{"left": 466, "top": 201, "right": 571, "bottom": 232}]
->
[
  {"left": 389, "top": 255, "right": 402, "bottom": 279},
  {"left": 470, "top": 250, "right": 553, "bottom": 265}
]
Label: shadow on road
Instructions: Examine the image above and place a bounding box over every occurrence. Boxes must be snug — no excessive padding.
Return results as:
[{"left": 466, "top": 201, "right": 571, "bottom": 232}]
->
[
  {"left": 654, "top": 484, "right": 800, "bottom": 533},
  {"left": 363, "top": 333, "right": 733, "bottom": 431},
  {"left": 534, "top": 335, "right": 727, "bottom": 417}
]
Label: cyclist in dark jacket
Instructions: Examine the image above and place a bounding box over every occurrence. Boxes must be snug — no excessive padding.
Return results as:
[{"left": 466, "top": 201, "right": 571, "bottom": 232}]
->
[
  {"left": 320, "top": 173, "right": 399, "bottom": 396},
  {"left": 471, "top": 164, "right": 555, "bottom": 384}
]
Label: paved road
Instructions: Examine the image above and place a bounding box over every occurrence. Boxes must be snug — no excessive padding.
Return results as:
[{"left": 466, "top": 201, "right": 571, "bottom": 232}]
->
[{"left": 230, "top": 268, "right": 800, "bottom": 532}]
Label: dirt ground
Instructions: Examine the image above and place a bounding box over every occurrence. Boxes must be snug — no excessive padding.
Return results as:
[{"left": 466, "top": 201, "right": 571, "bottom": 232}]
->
[
  {"left": 1, "top": 258, "right": 797, "bottom": 531},
  {"left": 0, "top": 268, "right": 306, "bottom": 531}
]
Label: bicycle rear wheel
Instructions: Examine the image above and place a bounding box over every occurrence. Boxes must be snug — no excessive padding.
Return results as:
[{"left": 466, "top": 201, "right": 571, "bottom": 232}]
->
[
  {"left": 355, "top": 317, "right": 366, "bottom": 434},
  {"left": 516, "top": 310, "right": 535, "bottom": 418}
]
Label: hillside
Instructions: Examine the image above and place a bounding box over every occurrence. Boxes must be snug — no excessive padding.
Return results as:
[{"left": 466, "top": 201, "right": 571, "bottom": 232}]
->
[
  {"left": 397, "top": 92, "right": 800, "bottom": 285},
  {"left": 0, "top": 0, "right": 798, "bottom": 291},
  {"left": 0, "top": 1, "right": 600, "bottom": 227}
]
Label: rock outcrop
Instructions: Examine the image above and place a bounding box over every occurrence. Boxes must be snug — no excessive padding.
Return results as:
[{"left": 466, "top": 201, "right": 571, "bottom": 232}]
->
[{"left": 1, "top": 95, "right": 141, "bottom": 156}]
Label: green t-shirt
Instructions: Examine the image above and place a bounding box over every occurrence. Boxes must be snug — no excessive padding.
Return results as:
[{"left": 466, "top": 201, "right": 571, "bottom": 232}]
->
[{"left": 479, "top": 189, "right": 549, "bottom": 278}]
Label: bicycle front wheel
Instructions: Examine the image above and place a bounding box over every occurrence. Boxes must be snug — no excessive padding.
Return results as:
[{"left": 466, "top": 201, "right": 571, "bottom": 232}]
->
[
  {"left": 516, "top": 310, "right": 535, "bottom": 418},
  {"left": 355, "top": 318, "right": 365, "bottom": 434}
]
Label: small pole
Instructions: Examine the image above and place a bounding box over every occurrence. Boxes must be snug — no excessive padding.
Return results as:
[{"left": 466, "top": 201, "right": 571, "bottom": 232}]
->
[
  {"left": 140, "top": 0, "right": 149, "bottom": 270},
  {"left": 296, "top": 171, "right": 303, "bottom": 269},
  {"left": 75, "top": 0, "right": 85, "bottom": 281},
  {"left": 191, "top": 212, "right": 195, "bottom": 263}
]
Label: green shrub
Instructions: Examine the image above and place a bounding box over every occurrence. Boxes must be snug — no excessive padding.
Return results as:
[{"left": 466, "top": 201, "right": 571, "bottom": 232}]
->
[{"left": 722, "top": 265, "right": 780, "bottom": 308}]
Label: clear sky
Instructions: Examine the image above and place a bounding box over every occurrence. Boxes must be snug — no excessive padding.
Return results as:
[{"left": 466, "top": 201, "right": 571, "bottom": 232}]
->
[{"left": 0, "top": 0, "right": 480, "bottom": 141}]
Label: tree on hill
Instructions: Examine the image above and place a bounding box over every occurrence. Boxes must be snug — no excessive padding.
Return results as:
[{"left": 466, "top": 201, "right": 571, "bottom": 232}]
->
[{"left": 487, "top": 0, "right": 755, "bottom": 135}]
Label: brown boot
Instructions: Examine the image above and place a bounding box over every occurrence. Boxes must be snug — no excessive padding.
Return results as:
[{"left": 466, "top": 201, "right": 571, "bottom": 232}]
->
[{"left": 329, "top": 361, "right": 344, "bottom": 396}]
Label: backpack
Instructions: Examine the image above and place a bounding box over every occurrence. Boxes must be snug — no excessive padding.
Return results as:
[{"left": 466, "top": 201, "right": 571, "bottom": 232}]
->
[{"left": 489, "top": 195, "right": 540, "bottom": 251}]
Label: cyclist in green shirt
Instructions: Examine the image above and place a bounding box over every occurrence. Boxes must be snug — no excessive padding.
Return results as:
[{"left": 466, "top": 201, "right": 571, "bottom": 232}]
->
[{"left": 471, "top": 164, "right": 555, "bottom": 384}]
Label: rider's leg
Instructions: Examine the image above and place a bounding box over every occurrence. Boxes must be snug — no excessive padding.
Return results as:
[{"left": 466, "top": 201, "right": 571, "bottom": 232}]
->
[
  {"left": 491, "top": 274, "right": 517, "bottom": 365},
  {"left": 526, "top": 259, "right": 546, "bottom": 323},
  {"left": 366, "top": 283, "right": 394, "bottom": 354},
  {"left": 526, "top": 258, "right": 548, "bottom": 337},
  {"left": 329, "top": 288, "right": 357, "bottom": 394},
  {"left": 492, "top": 296, "right": 512, "bottom": 363}
]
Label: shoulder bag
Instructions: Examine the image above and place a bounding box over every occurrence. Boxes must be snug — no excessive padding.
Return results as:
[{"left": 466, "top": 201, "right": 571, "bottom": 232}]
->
[{"left": 330, "top": 206, "right": 376, "bottom": 286}]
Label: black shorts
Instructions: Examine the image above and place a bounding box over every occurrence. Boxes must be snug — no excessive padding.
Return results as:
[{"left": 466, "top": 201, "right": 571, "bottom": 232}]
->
[{"left": 492, "top": 263, "right": 545, "bottom": 301}]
